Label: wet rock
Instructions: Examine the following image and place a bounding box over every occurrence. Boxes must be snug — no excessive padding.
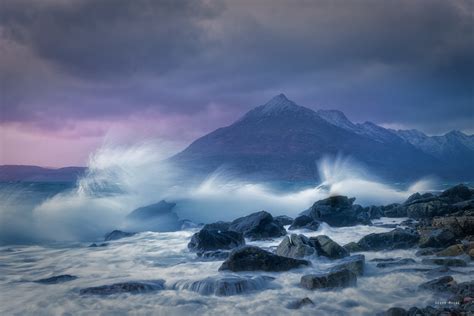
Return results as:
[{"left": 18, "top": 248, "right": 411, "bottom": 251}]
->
[
  {"left": 419, "top": 228, "right": 457, "bottom": 248},
  {"left": 469, "top": 249, "right": 474, "bottom": 260},
  {"left": 436, "top": 244, "right": 465, "bottom": 257},
  {"left": 365, "top": 205, "right": 384, "bottom": 219},
  {"left": 419, "top": 276, "right": 458, "bottom": 292},
  {"left": 228, "top": 211, "right": 286, "bottom": 240},
  {"left": 378, "top": 307, "right": 407, "bottom": 316},
  {"left": 415, "top": 248, "right": 437, "bottom": 256},
  {"left": 343, "top": 242, "right": 363, "bottom": 253},
  {"left": 356, "top": 228, "right": 420, "bottom": 251},
  {"left": 383, "top": 204, "right": 406, "bottom": 218},
  {"left": 421, "top": 258, "right": 467, "bottom": 267},
  {"left": 373, "top": 258, "right": 416, "bottom": 268},
  {"left": 126, "top": 200, "right": 181, "bottom": 232},
  {"left": 196, "top": 250, "right": 230, "bottom": 260},
  {"left": 331, "top": 254, "right": 365, "bottom": 276},
  {"left": 202, "top": 221, "right": 231, "bottom": 231},
  {"left": 406, "top": 199, "right": 453, "bottom": 219},
  {"left": 287, "top": 297, "right": 315, "bottom": 309},
  {"left": 80, "top": 280, "right": 165, "bottom": 295},
  {"left": 104, "top": 230, "right": 136, "bottom": 241},
  {"left": 306, "top": 195, "right": 371, "bottom": 227},
  {"left": 34, "top": 275, "right": 78, "bottom": 284},
  {"left": 219, "top": 246, "right": 310, "bottom": 272},
  {"left": 188, "top": 229, "right": 245, "bottom": 252},
  {"left": 127, "top": 200, "right": 176, "bottom": 220},
  {"left": 276, "top": 234, "right": 316, "bottom": 258},
  {"left": 173, "top": 275, "right": 275, "bottom": 296},
  {"left": 289, "top": 215, "right": 320, "bottom": 231},
  {"left": 88, "top": 243, "right": 108, "bottom": 247},
  {"left": 439, "top": 184, "right": 473, "bottom": 203},
  {"left": 300, "top": 268, "right": 357, "bottom": 290},
  {"left": 274, "top": 215, "right": 293, "bottom": 227},
  {"left": 431, "top": 216, "right": 474, "bottom": 238},
  {"left": 310, "top": 235, "right": 349, "bottom": 259}
]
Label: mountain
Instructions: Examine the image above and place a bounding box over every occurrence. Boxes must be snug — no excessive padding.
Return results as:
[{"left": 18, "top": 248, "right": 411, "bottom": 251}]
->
[
  {"left": 172, "top": 94, "right": 456, "bottom": 182},
  {"left": 0, "top": 165, "right": 86, "bottom": 182}
]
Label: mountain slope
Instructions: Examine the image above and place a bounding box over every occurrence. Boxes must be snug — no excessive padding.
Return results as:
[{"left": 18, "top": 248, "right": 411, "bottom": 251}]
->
[
  {"left": 0, "top": 165, "right": 86, "bottom": 182},
  {"left": 172, "top": 94, "right": 442, "bottom": 181}
]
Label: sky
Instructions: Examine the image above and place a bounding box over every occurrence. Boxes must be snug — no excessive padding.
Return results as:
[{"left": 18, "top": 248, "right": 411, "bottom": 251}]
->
[{"left": 0, "top": 0, "right": 473, "bottom": 167}]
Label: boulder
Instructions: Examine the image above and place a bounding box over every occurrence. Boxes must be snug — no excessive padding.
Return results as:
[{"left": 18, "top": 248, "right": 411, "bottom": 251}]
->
[
  {"left": 127, "top": 200, "right": 176, "bottom": 220},
  {"left": 365, "top": 205, "right": 384, "bottom": 219},
  {"left": 306, "top": 195, "right": 371, "bottom": 227},
  {"left": 436, "top": 244, "right": 465, "bottom": 257},
  {"left": 356, "top": 228, "right": 420, "bottom": 251},
  {"left": 383, "top": 204, "right": 407, "bottom": 218},
  {"left": 89, "top": 243, "right": 108, "bottom": 247},
  {"left": 80, "top": 280, "right": 165, "bottom": 295},
  {"left": 372, "top": 258, "right": 416, "bottom": 268},
  {"left": 421, "top": 258, "right": 467, "bottom": 267},
  {"left": 419, "top": 276, "right": 458, "bottom": 292},
  {"left": 126, "top": 200, "right": 181, "bottom": 232},
  {"left": 196, "top": 250, "right": 230, "bottom": 260},
  {"left": 228, "top": 211, "right": 286, "bottom": 240},
  {"left": 287, "top": 297, "right": 315, "bottom": 309},
  {"left": 172, "top": 275, "right": 275, "bottom": 296},
  {"left": 188, "top": 229, "right": 245, "bottom": 252},
  {"left": 34, "top": 275, "right": 78, "bottom": 284},
  {"left": 418, "top": 228, "right": 457, "bottom": 248},
  {"left": 310, "top": 235, "right": 349, "bottom": 259},
  {"left": 274, "top": 215, "right": 293, "bottom": 227},
  {"left": 202, "top": 221, "right": 231, "bottom": 231},
  {"left": 331, "top": 254, "right": 365, "bottom": 276},
  {"left": 219, "top": 246, "right": 310, "bottom": 272},
  {"left": 439, "top": 184, "right": 473, "bottom": 203},
  {"left": 415, "top": 248, "right": 437, "bottom": 256},
  {"left": 406, "top": 199, "right": 453, "bottom": 219},
  {"left": 343, "top": 242, "right": 363, "bottom": 253},
  {"left": 276, "top": 234, "right": 316, "bottom": 258},
  {"left": 289, "top": 215, "right": 320, "bottom": 231},
  {"left": 300, "top": 268, "right": 357, "bottom": 290},
  {"left": 431, "top": 216, "right": 474, "bottom": 238},
  {"left": 104, "top": 230, "right": 136, "bottom": 241}
]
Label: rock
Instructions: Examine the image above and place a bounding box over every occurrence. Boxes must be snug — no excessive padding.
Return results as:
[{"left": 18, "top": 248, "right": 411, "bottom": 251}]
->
[
  {"left": 439, "top": 184, "right": 473, "bottom": 203},
  {"left": 431, "top": 216, "right": 474, "bottom": 238},
  {"left": 469, "top": 249, "right": 474, "bottom": 260},
  {"left": 274, "top": 215, "right": 293, "bottom": 227},
  {"left": 383, "top": 204, "right": 407, "bottom": 218},
  {"left": 421, "top": 258, "right": 467, "bottom": 267},
  {"left": 287, "top": 297, "right": 315, "bottom": 309},
  {"left": 188, "top": 229, "right": 245, "bottom": 252},
  {"left": 343, "top": 242, "right": 363, "bottom": 252},
  {"left": 289, "top": 215, "right": 320, "bottom": 231},
  {"left": 300, "top": 268, "right": 357, "bottom": 290},
  {"left": 415, "top": 248, "right": 437, "bottom": 256},
  {"left": 310, "top": 235, "right": 349, "bottom": 259},
  {"left": 180, "top": 219, "right": 200, "bottom": 230},
  {"left": 127, "top": 200, "right": 176, "bottom": 220},
  {"left": 80, "top": 280, "right": 165, "bottom": 295},
  {"left": 126, "top": 200, "right": 181, "bottom": 232},
  {"left": 365, "top": 205, "right": 384, "bottom": 219},
  {"left": 306, "top": 195, "right": 371, "bottom": 227},
  {"left": 228, "top": 211, "right": 286, "bottom": 240},
  {"left": 405, "top": 192, "right": 434, "bottom": 205},
  {"left": 196, "top": 250, "right": 230, "bottom": 260},
  {"left": 406, "top": 199, "right": 453, "bottom": 219},
  {"left": 202, "top": 221, "right": 231, "bottom": 231},
  {"left": 419, "top": 276, "right": 458, "bottom": 292},
  {"left": 173, "top": 275, "right": 275, "bottom": 296},
  {"left": 89, "top": 243, "right": 108, "bottom": 247},
  {"left": 104, "top": 230, "right": 136, "bottom": 241},
  {"left": 34, "top": 275, "right": 78, "bottom": 284},
  {"left": 356, "top": 228, "right": 420, "bottom": 251},
  {"left": 379, "top": 307, "right": 407, "bottom": 316},
  {"left": 436, "top": 244, "right": 465, "bottom": 257},
  {"left": 219, "top": 246, "right": 310, "bottom": 272},
  {"left": 276, "top": 234, "right": 316, "bottom": 258},
  {"left": 419, "top": 228, "right": 457, "bottom": 248},
  {"left": 331, "top": 254, "right": 365, "bottom": 276},
  {"left": 373, "top": 258, "right": 416, "bottom": 268}
]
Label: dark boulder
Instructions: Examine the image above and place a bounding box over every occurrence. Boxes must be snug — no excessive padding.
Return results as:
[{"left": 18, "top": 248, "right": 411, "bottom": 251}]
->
[
  {"left": 80, "top": 280, "right": 165, "bottom": 295},
  {"left": 356, "top": 228, "right": 420, "bottom": 251},
  {"left": 126, "top": 200, "right": 181, "bottom": 232},
  {"left": 127, "top": 200, "right": 176, "bottom": 220},
  {"left": 419, "top": 276, "right": 458, "bottom": 292},
  {"left": 276, "top": 234, "right": 316, "bottom": 258},
  {"left": 188, "top": 229, "right": 245, "bottom": 252},
  {"left": 436, "top": 244, "right": 465, "bottom": 257},
  {"left": 202, "top": 221, "right": 231, "bottom": 231},
  {"left": 104, "top": 230, "right": 136, "bottom": 241},
  {"left": 419, "top": 228, "right": 457, "bottom": 248},
  {"left": 306, "top": 195, "right": 371, "bottom": 227},
  {"left": 34, "top": 275, "right": 78, "bottom": 284},
  {"left": 343, "top": 242, "right": 363, "bottom": 253},
  {"left": 289, "top": 215, "right": 320, "bottom": 231},
  {"left": 196, "top": 250, "right": 230, "bottom": 260},
  {"left": 421, "top": 258, "right": 467, "bottom": 267},
  {"left": 310, "top": 235, "right": 349, "bottom": 259},
  {"left": 432, "top": 216, "right": 474, "bottom": 238},
  {"left": 300, "top": 268, "right": 357, "bottom": 290},
  {"left": 287, "top": 297, "right": 315, "bottom": 309},
  {"left": 365, "top": 205, "right": 384, "bottom": 219},
  {"left": 172, "top": 275, "right": 275, "bottom": 296},
  {"left": 372, "top": 258, "right": 416, "bottom": 268},
  {"left": 440, "top": 184, "right": 473, "bottom": 203},
  {"left": 219, "top": 246, "right": 310, "bottom": 272},
  {"left": 331, "top": 254, "right": 365, "bottom": 276},
  {"left": 228, "top": 211, "right": 286, "bottom": 240},
  {"left": 89, "top": 243, "right": 108, "bottom": 247},
  {"left": 274, "top": 215, "right": 293, "bottom": 227}
]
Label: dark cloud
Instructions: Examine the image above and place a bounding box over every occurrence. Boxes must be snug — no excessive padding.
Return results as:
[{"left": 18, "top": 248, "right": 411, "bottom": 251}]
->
[{"left": 0, "top": 0, "right": 472, "bottom": 135}]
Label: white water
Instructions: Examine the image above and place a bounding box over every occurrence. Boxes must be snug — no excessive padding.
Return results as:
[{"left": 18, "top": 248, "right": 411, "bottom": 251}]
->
[{"left": 1, "top": 218, "right": 472, "bottom": 316}]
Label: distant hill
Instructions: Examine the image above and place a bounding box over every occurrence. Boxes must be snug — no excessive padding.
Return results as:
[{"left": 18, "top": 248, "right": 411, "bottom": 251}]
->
[
  {"left": 172, "top": 94, "right": 474, "bottom": 182},
  {"left": 0, "top": 165, "right": 86, "bottom": 182}
]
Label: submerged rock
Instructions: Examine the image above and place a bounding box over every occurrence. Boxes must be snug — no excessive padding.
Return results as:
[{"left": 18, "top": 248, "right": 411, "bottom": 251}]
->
[
  {"left": 228, "top": 211, "right": 286, "bottom": 240},
  {"left": 80, "top": 280, "right": 165, "bottom": 295},
  {"left": 355, "top": 228, "right": 419, "bottom": 251},
  {"left": 173, "top": 275, "right": 275, "bottom": 296},
  {"left": 219, "top": 246, "right": 310, "bottom": 272},
  {"left": 34, "top": 275, "right": 78, "bottom": 284},
  {"left": 286, "top": 297, "right": 315, "bottom": 309},
  {"left": 421, "top": 258, "right": 467, "bottom": 267},
  {"left": 331, "top": 254, "right": 365, "bottom": 276},
  {"left": 306, "top": 195, "right": 370, "bottom": 227},
  {"left": 196, "top": 250, "right": 230, "bottom": 260},
  {"left": 104, "top": 230, "right": 136, "bottom": 241},
  {"left": 373, "top": 258, "right": 416, "bottom": 268},
  {"left": 311, "top": 235, "right": 349, "bottom": 259},
  {"left": 300, "top": 268, "right": 357, "bottom": 290},
  {"left": 276, "top": 234, "right": 316, "bottom": 258},
  {"left": 88, "top": 243, "right": 108, "bottom": 248},
  {"left": 188, "top": 229, "right": 245, "bottom": 252},
  {"left": 274, "top": 215, "right": 293, "bottom": 227},
  {"left": 289, "top": 215, "right": 320, "bottom": 231}
]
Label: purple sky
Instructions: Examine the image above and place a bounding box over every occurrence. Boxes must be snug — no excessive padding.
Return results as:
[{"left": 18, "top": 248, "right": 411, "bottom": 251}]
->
[{"left": 0, "top": 0, "right": 473, "bottom": 166}]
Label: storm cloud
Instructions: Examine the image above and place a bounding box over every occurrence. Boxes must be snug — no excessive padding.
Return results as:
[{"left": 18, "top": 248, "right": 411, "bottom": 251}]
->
[{"left": 0, "top": 0, "right": 473, "bottom": 165}]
